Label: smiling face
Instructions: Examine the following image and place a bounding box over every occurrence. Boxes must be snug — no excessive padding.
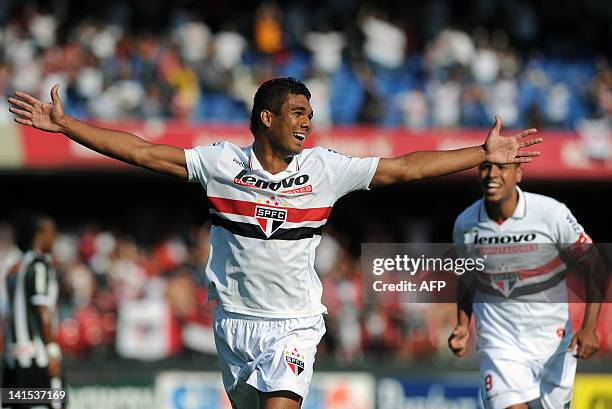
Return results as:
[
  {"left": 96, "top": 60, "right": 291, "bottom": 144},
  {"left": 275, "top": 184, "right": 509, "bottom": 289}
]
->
[
  {"left": 262, "top": 93, "right": 313, "bottom": 156},
  {"left": 478, "top": 163, "right": 522, "bottom": 205}
]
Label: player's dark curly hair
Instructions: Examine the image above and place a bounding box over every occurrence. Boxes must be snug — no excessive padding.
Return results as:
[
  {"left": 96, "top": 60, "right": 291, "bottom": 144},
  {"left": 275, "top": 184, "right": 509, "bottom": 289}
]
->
[{"left": 250, "top": 77, "right": 311, "bottom": 136}]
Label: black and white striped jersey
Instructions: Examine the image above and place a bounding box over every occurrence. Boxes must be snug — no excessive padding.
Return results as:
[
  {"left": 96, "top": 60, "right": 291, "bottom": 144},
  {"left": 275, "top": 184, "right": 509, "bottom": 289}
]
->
[{"left": 3, "top": 250, "right": 59, "bottom": 369}]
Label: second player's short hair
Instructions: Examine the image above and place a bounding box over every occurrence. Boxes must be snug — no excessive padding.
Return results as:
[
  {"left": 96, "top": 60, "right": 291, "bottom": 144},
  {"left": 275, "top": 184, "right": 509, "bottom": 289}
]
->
[
  {"left": 15, "top": 212, "right": 52, "bottom": 251},
  {"left": 249, "top": 77, "right": 311, "bottom": 136}
]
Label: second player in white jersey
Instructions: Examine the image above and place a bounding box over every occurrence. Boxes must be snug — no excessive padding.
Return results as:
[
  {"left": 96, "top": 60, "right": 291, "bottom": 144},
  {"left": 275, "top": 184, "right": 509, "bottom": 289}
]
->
[
  {"left": 449, "top": 163, "right": 601, "bottom": 409},
  {"left": 453, "top": 186, "right": 590, "bottom": 358}
]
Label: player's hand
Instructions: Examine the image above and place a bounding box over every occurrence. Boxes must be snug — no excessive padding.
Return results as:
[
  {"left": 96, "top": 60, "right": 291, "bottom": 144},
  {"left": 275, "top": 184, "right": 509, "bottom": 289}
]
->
[
  {"left": 8, "top": 84, "right": 66, "bottom": 133},
  {"left": 48, "top": 356, "right": 62, "bottom": 378},
  {"left": 483, "top": 115, "right": 542, "bottom": 165},
  {"left": 448, "top": 325, "right": 470, "bottom": 357},
  {"left": 568, "top": 327, "right": 599, "bottom": 359}
]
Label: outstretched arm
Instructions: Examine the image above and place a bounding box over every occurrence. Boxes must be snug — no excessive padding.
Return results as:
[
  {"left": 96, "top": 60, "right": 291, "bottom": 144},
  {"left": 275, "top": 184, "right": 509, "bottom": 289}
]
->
[
  {"left": 9, "top": 85, "right": 188, "bottom": 179},
  {"left": 371, "top": 116, "right": 542, "bottom": 186}
]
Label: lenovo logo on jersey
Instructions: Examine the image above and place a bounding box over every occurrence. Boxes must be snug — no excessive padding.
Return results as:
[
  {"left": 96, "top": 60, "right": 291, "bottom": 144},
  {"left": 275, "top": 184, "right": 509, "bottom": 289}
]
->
[
  {"left": 233, "top": 169, "right": 311, "bottom": 193},
  {"left": 255, "top": 205, "right": 287, "bottom": 236},
  {"left": 473, "top": 233, "right": 536, "bottom": 244}
]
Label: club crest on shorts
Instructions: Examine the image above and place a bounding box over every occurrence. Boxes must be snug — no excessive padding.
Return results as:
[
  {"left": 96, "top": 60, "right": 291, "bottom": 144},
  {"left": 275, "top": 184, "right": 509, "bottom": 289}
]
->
[
  {"left": 285, "top": 347, "right": 305, "bottom": 376},
  {"left": 254, "top": 197, "right": 287, "bottom": 237}
]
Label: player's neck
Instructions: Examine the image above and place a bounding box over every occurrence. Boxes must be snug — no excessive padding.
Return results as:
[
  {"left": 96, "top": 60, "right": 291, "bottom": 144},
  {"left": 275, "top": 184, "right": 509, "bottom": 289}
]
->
[
  {"left": 30, "top": 241, "right": 41, "bottom": 253},
  {"left": 252, "top": 138, "right": 292, "bottom": 175},
  {"left": 485, "top": 190, "right": 519, "bottom": 223}
]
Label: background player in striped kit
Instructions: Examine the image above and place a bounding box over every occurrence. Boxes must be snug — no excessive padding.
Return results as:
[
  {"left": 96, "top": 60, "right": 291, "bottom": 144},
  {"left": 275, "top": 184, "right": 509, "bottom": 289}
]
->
[
  {"left": 2, "top": 214, "right": 64, "bottom": 409},
  {"left": 448, "top": 163, "right": 602, "bottom": 409},
  {"left": 8, "top": 78, "right": 541, "bottom": 409}
]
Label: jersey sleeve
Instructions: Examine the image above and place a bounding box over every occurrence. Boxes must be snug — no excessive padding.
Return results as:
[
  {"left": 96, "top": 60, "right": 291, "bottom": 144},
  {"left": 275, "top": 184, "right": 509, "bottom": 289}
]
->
[
  {"left": 26, "top": 261, "right": 52, "bottom": 307},
  {"left": 320, "top": 148, "right": 380, "bottom": 200},
  {"left": 555, "top": 204, "right": 592, "bottom": 259},
  {"left": 184, "top": 142, "right": 225, "bottom": 186}
]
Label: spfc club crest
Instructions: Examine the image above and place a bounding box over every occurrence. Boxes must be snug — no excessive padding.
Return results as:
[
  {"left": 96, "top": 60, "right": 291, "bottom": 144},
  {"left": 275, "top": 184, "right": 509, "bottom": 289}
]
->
[
  {"left": 254, "top": 197, "right": 287, "bottom": 237},
  {"left": 285, "top": 347, "right": 305, "bottom": 376},
  {"left": 491, "top": 272, "right": 518, "bottom": 297}
]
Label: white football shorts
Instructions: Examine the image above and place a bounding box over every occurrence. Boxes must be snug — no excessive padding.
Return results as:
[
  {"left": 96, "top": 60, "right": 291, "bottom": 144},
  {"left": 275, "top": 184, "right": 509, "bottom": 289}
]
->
[
  {"left": 479, "top": 350, "right": 576, "bottom": 409},
  {"left": 213, "top": 307, "right": 325, "bottom": 408}
]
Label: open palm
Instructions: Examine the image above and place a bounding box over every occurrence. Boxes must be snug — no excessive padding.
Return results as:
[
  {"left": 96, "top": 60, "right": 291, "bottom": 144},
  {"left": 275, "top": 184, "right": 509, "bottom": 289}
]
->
[
  {"left": 484, "top": 115, "right": 542, "bottom": 164},
  {"left": 8, "top": 84, "right": 65, "bottom": 133}
]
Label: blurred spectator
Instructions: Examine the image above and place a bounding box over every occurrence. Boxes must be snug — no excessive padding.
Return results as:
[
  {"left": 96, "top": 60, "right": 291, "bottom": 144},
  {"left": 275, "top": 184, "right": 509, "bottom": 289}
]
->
[
  {"left": 546, "top": 82, "right": 571, "bottom": 128},
  {"left": 461, "top": 84, "right": 489, "bottom": 127},
  {"left": 305, "top": 72, "right": 333, "bottom": 127},
  {"left": 355, "top": 61, "right": 385, "bottom": 123},
  {"left": 591, "top": 58, "right": 612, "bottom": 118},
  {"left": 108, "top": 237, "right": 147, "bottom": 302},
  {"left": 490, "top": 72, "right": 519, "bottom": 127},
  {"left": 425, "top": 28, "right": 475, "bottom": 73},
  {"left": 172, "top": 18, "right": 211, "bottom": 64},
  {"left": 304, "top": 30, "right": 345, "bottom": 75},
  {"left": 254, "top": 3, "right": 283, "bottom": 55},
  {"left": 0, "top": 224, "right": 21, "bottom": 317},
  {"left": 359, "top": 9, "right": 406, "bottom": 69},
  {"left": 28, "top": 11, "right": 57, "bottom": 49},
  {"left": 578, "top": 118, "right": 611, "bottom": 161},
  {"left": 212, "top": 25, "right": 247, "bottom": 71},
  {"left": 167, "top": 56, "right": 200, "bottom": 119},
  {"left": 397, "top": 90, "right": 429, "bottom": 129},
  {"left": 471, "top": 28, "right": 499, "bottom": 84},
  {"left": 65, "top": 262, "right": 96, "bottom": 307},
  {"left": 165, "top": 266, "right": 199, "bottom": 322},
  {"left": 429, "top": 76, "right": 462, "bottom": 127}
]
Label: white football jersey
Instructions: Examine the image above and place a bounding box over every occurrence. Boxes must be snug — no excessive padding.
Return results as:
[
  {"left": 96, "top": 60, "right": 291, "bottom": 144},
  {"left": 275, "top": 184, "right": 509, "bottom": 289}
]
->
[
  {"left": 185, "top": 142, "right": 379, "bottom": 318},
  {"left": 453, "top": 187, "right": 591, "bottom": 359}
]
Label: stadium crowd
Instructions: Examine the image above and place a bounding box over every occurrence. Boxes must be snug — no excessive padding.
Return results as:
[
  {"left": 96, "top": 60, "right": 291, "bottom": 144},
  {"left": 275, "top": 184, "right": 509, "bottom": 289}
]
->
[
  {"left": 0, "top": 1, "right": 610, "bottom": 129},
  {"left": 1, "top": 220, "right": 611, "bottom": 364}
]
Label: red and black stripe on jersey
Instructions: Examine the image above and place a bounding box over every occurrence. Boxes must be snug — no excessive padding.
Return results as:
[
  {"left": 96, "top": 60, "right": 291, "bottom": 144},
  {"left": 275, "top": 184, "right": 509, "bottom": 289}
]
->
[{"left": 208, "top": 196, "right": 332, "bottom": 241}]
